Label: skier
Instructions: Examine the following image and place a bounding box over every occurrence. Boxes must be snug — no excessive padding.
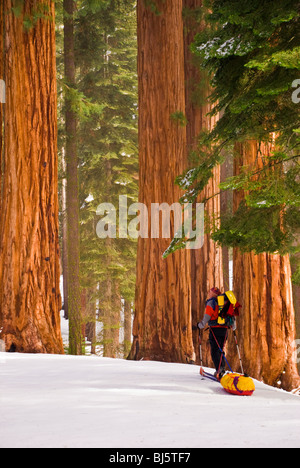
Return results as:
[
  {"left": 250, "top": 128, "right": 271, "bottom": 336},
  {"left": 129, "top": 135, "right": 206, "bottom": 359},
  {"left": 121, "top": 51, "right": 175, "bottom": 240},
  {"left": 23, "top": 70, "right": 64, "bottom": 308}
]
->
[{"left": 197, "top": 287, "right": 236, "bottom": 379}]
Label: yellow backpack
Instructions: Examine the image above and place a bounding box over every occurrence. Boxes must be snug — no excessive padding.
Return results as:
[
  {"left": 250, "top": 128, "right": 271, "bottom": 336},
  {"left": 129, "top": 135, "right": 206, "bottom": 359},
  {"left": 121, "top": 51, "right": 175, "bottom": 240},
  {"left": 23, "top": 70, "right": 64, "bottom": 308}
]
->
[{"left": 217, "top": 291, "right": 238, "bottom": 326}]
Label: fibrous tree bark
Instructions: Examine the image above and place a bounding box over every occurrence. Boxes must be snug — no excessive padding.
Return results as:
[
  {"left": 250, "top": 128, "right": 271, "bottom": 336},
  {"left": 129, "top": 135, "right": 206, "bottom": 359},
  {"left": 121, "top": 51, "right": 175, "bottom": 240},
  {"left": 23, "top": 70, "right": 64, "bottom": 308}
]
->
[
  {"left": 291, "top": 249, "right": 300, "bottom": 375},
  {"left": 130, "top": 0, "right": 194, "bottom": 363},
  {"left": 227, "top": 141, "right": 300, "bottom": 391},
  {"left": 0, "top": 0, "right": 64, "bottom": 354},
  {"left": 183, "top": 0, "right": 223, "bottom": 367},
  {"left": 0, "top": 0, "right": 4, "bottom": 201}
]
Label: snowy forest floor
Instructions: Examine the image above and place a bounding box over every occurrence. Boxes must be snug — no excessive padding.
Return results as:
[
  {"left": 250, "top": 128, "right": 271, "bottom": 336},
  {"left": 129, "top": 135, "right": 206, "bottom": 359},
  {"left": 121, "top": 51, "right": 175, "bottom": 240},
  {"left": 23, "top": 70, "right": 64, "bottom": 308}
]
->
[{"left": 1, "top": 350, "right": 300, "bottom": 448}]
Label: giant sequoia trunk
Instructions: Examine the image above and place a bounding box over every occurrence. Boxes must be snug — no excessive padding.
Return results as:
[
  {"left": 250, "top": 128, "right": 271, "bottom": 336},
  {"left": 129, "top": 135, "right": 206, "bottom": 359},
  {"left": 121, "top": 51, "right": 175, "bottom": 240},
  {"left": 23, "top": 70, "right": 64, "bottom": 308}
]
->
[
  {"left": 130, "top": 0, "right": 194, "bottom": 362},
  {"left": 0, "top": 0, "right": 3, "bottom": 198},
  {"left": 228, "top": 141, "right": 300, "bottom": 391},
  {"left": 0, "top": 0, "right": 63, "bottom": 354},
  {"left": 291, "top": 249, "right": 300, "bottom": 374},
  {"left": 183, "top": 0, "right": 223, "bottom": 367}
]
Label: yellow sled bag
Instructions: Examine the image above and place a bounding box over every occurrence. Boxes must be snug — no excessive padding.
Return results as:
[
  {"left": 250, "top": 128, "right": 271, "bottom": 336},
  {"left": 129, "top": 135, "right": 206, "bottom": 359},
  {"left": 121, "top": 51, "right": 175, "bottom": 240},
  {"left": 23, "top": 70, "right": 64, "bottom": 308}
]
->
[{"left": 220, "top": 373, "right": 255, "bottom": 396}]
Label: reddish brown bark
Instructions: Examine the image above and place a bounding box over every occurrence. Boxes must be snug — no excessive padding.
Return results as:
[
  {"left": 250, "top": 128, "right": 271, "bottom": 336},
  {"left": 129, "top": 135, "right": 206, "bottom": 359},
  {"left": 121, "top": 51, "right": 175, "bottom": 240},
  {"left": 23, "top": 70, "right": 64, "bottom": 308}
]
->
[
  {"left": 0, "top": 1, "right": 63, "bottom": 354},
  {"left": 130, "top": 0, "right": 194, "bottom": 363},
  {"left": 0, "top": 0, "right": 3, "bottom": 203},
  {"left": 227, "top": 141, "right": 300, "bottom": 391},
  {"left": 190, "top": 164, "right": 224, "bottom": 367},
  {"left": 291, "top": 250, "right": 300, "bottom": 375},
  {"left": 183, "top": 0, "right": 223, "bottom": 366}
]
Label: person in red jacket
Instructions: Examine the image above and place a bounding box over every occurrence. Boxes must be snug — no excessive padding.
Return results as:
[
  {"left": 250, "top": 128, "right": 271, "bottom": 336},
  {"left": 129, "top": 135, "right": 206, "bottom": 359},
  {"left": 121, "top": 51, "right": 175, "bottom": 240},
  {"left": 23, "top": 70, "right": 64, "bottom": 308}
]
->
[{"left": 197, "top": 287, "right": 235, "bottom": 379}]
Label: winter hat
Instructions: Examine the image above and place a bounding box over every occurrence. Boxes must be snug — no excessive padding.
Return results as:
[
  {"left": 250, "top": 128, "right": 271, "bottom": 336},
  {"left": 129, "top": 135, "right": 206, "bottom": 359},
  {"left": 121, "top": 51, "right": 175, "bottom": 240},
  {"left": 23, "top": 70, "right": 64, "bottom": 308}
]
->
[{"left": 210, "top": 287, "right": 221, "bottom": 296}]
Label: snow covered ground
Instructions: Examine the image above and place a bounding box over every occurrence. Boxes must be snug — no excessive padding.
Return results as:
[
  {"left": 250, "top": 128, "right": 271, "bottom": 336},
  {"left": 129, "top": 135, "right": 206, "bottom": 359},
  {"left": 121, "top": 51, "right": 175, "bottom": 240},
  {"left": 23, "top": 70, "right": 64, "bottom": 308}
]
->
[{"left": 1, "top": 352, "right": 300, "bottom": 449}]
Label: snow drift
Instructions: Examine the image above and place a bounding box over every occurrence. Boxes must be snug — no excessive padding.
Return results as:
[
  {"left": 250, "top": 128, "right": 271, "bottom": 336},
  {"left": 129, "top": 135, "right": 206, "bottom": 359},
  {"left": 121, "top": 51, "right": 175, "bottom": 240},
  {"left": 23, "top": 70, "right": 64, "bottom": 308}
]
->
[{"left": 1, "top": 353, "right": 300, "bottom": 448}]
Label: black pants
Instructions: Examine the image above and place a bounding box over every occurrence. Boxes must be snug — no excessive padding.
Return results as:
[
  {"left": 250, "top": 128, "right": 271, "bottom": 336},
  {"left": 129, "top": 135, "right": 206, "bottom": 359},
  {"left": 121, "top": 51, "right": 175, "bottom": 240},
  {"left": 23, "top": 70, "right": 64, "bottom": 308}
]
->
[{"left": 209, "top": 328, "right": 228, "bottom": 372}]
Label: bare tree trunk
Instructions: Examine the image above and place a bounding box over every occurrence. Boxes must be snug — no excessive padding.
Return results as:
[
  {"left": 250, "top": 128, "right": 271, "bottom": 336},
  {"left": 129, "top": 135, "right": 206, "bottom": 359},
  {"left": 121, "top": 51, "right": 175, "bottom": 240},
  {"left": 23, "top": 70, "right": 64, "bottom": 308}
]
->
[
  {"left": 103, "top": 276, "right": 121, "bottom": 358},
  {"left": 124, "top": 300, "right": 132, "bottom": 358},
  {"left": 291, "top": 249, "right": 300, "bottom": 374},
  {"left": 61, "top": 148, "right": 69, "bottom": 319},
  {"left": 183, "top": 0, "right": 223, "bottom": 366},
  {"left": 228, "top": 141, "right": 300, "bottom": 391},
  {"left": 0, "top": 0, "right": 63, "bottom": 354},
  {"left": 111, "top": 280, "right": 121, "bottom": 358},
  {"left": 64, "top": 0, "right": 83, "bottom": 355},
  {"left": 84, "top": 288, "right": 96, "bottom": 354},
  {"left": 0, "top": 0, "right": 3, "bottom": 209},
  {"left": 220, "top": 156, "right": 233, "bottom": 291},
  {"left": 130, "top": 0, "right": 194, "bottom": 363},
  {"left": 102, "top": 270, "right": 112, "bottom": 358}
]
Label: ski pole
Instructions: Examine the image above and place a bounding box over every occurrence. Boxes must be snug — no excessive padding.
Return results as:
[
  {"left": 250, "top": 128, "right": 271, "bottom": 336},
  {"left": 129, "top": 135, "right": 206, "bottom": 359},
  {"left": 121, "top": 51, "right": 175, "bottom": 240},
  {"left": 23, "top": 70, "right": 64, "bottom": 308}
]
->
[
  {"left": 199, "top": 329, "right": 203, "bottom": 368},
  {"left": 233, "top": 330, "right": 245, "bottom": 376}
]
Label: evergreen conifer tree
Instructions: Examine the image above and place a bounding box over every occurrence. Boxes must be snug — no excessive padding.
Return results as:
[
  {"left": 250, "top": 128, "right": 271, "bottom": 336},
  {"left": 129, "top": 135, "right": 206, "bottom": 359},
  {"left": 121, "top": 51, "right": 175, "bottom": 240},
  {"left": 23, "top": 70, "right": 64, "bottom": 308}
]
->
[{"left": 58, "top": 0, "right": 138, "bottom": 356}]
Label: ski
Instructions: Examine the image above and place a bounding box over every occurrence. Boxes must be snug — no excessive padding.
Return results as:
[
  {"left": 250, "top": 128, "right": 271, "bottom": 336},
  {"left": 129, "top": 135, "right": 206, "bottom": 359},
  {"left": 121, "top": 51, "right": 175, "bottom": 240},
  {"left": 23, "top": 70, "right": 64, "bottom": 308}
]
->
[{"left": 199, "top": 367, "right": 219, "bottom": 382}]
